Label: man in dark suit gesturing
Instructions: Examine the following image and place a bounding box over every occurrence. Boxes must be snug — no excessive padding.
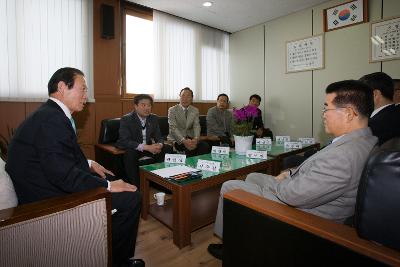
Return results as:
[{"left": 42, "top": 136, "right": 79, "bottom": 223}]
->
[
  {"left": 116, "top": 94, "right": 172, "bottom": 186},
  {"left": 6, "top": 67, "right": 144, "bottom": 267},
  {"left": 360, "top": 72, "right": 400, "bottom": 145}
]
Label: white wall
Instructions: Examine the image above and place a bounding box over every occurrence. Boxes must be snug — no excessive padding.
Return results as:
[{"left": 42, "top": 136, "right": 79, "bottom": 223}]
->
[
  {"left": 230, "top": 24, "right": 265, "bottom": 111},
  {"left": 230, "top": 0, "right": 400, "bottom": 144}
]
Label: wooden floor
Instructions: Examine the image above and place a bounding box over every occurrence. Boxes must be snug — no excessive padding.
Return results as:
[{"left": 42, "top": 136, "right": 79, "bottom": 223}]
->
[{"left": 135, "top": 215, "right": 222, "bottom": 267}]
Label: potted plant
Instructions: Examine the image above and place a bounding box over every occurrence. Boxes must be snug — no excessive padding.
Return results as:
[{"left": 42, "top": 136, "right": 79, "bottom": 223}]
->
[{"left": 232, "top": 105, "right": 258, "bottom": 155}]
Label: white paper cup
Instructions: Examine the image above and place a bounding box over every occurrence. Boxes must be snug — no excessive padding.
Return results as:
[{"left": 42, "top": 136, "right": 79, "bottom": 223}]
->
[{"left": 153, "top": 192, "right": 166, "bottom": 206}]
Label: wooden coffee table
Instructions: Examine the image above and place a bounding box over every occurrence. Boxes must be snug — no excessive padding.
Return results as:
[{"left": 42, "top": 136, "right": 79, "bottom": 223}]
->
[{"left": 139, "top": 153, "right": 275, "bottom": 248}]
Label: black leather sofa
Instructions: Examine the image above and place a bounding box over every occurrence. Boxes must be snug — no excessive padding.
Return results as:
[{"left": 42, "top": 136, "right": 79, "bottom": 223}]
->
[
  {"left": 95, "top": 115, "right": 207, "bottom": 177},
  {"left": 222, "top": 138, "right": 400, "bottom": 267}
]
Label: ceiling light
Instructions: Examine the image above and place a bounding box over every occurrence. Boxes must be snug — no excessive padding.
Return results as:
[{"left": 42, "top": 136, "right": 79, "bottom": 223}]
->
[{"left": 203, "top": 2, "right": 212, "bottom": 7}]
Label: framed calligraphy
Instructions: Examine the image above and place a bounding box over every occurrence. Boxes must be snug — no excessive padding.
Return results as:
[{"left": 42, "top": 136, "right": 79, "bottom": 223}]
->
[{"left": 286, "top": 35, "right": 324, "bottom": 73}]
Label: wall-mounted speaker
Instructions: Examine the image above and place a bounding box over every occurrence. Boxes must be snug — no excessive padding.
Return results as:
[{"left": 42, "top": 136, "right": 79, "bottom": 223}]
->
[{"left": 101, "top": 4, "right": 114, "bottom": 39}]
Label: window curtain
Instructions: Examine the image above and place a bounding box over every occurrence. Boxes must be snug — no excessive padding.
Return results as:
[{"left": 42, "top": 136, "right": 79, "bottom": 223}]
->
[
  {"left": 0, "top": 0, "right": 93, "bottom": 101},
  {"left": 153, "top": 11, "right": 230, "bottom": 100}
]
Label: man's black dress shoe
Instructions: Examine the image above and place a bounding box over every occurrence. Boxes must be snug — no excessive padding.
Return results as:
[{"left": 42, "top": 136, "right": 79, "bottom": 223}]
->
[
  {"left": 207, "top": 243, "right": 223, "bottom": 260},
  {"left": 123, "top": 258, "right": 145, "bottom": 267}
]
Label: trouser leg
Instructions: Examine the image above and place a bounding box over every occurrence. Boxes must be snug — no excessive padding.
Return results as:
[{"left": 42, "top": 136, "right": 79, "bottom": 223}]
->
[
  {"left": 214, "top": 179, "right": 263, "bottom": 238},
  {"left": 111, "top": 191, "right": 142, "bottom": 265},
  {"left": 123, "top": 149, "right": 142, "bottom": 186}
]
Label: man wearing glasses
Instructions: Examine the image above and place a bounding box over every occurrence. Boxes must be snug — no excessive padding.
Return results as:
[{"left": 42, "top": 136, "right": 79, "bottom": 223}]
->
[{"left": 208, "top": 80, "right": 377, "bottom": 260}]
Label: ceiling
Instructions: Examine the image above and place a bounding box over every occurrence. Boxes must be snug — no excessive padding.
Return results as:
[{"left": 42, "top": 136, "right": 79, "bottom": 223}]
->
[{"left": 128, "top": 0, "right": 330, "bottom": 33}]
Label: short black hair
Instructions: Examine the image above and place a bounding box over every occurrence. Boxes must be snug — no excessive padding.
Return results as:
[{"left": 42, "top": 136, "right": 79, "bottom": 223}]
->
[
  {"left": 180, "top": 87, "right": 193, "bottom": 97},
  {"left": 217, "top": 93, "right": 229, "bottom": 102},
  {"left": 133, "top": 94, "right": 153, "bottom": 106},
  {"left": 325, "top": 80, "right": 373, "bottom": 119},
  {"left": 249, "top": 94, "right": 261, "bottom": 102},
  {"left": 359, "top": 72, "right": 394, "bottom": 101},
  {"left": 48, "top": 67, "right": 84, "bottom": 95}
]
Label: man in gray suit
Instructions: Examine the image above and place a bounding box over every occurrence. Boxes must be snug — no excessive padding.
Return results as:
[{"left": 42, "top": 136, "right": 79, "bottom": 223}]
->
[
  {"left": 208, "top": 80, "right": 378, "bottom": 260},
  {"left": 167, "top": 87, "right": 209, "bottom": 156}
]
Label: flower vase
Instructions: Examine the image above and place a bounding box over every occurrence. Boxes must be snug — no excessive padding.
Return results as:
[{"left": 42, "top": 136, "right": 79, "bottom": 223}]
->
[{"left": 234, "top": 135, "right": 253, "bottom": 155}]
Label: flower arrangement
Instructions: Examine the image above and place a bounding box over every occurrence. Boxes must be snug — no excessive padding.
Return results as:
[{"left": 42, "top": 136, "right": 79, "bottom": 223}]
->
[{"left": 232, "top": 105, "right": 259, "bottom": 136}]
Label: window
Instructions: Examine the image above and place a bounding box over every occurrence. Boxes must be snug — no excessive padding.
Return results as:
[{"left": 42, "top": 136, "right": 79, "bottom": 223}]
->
[
  {"left": 0, "top": 0, "right": 93, "bottom": 100},
  {"left": 122, "top": 4, "right": 153, "bottom": 98},
  {"left": 123, "top": 6, "right": 230, "bottom": 100}
]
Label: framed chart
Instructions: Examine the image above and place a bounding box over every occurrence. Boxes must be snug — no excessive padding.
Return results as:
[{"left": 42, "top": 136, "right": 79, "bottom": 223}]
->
[
  {"left": 370, "top": 16, "right": 400, "bottom": 62},
  {"left": 286, "top": 34, "right": 324, "bottom": 73}
]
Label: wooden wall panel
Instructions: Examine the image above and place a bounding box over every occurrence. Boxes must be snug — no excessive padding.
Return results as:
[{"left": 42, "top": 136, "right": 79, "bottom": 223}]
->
[
  {"left": 194, "top": 102, "right": 215, "bottom": 115},
  {"left": 74, "top": 103, "right": 96, "bottom": 145},
  {"left": 122, "top": 100, "right": 134, "bottom": 115},
  {"left": 93, "top": 0, "right": 121, "bottom": 97},
  {"left": 0, "top": 102, "right": 26, "bottom": 141},
  {"left": 153, "top": 102, "right": 168, "bottom": 116},
  {"left": 25, "top": 102, "right": 43, "bottom": 117}
]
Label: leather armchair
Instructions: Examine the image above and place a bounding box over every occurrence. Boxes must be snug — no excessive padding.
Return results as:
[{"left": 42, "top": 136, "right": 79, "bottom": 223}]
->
[{"left": 223, "top": 138, "right": 400, "bottom": 267}]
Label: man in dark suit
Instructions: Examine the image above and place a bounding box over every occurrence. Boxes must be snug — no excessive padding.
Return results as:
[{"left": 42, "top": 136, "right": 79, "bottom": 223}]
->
[
  {"left": 248, "top": 94, "right": 273, "bottom": 142},
  {"left": 394, "top": 79, "right": 400, "bottom": 105},
  {"left": 6, "top": 67, "right": 144, "bottom": 267},
  {"left": 116, "top": 94, "right": 172, "bottom": 187},
  {"left": 360, "top": 72, "right": 400, "bottom": 145}
]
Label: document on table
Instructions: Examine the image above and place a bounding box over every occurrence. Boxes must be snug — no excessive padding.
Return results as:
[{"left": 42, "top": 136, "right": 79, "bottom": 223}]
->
[{"left": 151, "top": 165, "right": 199, "bottom": 178}]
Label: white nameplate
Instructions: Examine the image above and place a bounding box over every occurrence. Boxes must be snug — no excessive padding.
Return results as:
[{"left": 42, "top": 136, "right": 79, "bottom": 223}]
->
[
  {"left": 298, "top": 137, "right": 315, "bottom": 145},
  {"left": 211, "top": 153, "right": 229, "bottom": 161},
  {"left": 276, "top": 136, "right": 291, "bottom": 145},
  {"left": 246, "top": 150, "right": 268, "bottom": 159},
  {"left": 284, "top": 141, "right": 303, "bottom": 150},
  {"left": 256, "top": 138, "right": 272, "bottom": 145},
  {"left": 211, "top": 146, "right": 230, "bottom": 155},
  {"left": 164, "top": 154, "right": 186, "bottom": 164},
  {"left": 196, "top": 159, "right": 220, "bottom": 172}
]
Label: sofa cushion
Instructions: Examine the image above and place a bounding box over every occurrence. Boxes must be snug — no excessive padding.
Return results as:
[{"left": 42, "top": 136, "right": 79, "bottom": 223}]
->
[{"left": 0, "top": 158, "right": 18, "bottom": 209}]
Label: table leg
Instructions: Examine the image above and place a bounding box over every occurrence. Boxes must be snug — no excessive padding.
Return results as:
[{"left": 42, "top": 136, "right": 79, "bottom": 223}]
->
[
  {"left": 140, "top": 170, "right": 150, "bottom": 220},
  {"left": 173, "top": 187, "right": 192, "bottom": 248}
]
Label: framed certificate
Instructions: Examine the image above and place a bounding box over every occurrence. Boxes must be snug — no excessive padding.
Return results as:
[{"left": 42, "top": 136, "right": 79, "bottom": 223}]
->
[
  {"left": 324, "top": 0, "right": 368, "bottom": 32},
  {"left": 286, "top": 34, "right": 324, "bottom": 73},
  {"left": 370, "top": 16, "right": 400, "bottom": 62}
]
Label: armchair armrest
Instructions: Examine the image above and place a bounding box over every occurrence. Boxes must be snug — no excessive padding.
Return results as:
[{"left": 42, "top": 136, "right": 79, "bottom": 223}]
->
[
  {"left": 223, "top": 189, "right": 400, "bottom": 267},
  {"left": 0, "top": 188, "right": 112, "bottom": 267}
]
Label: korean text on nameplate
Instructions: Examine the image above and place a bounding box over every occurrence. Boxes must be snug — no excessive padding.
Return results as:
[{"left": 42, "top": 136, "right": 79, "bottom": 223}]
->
[
  {"left": 298, "top": 137, "right": 315, "bottom": 145},
  {"left": 256, "top": 138, "right": 272, "bottom": 145},
  {"left": 211, "top": 146, "right": 230, "bottom": 155},
  {"left": 284, "top": 141, "right": 303, "bottom": 150},
  {"left": 164, "top": 153, "right": 186, "bottom": 164},
  {"left": 196, "top": 159, "right": 221, "bottom": 172},
  {"left": 246, "top": 150, "right": 267, "bottom": 159},
  {"left": 276, "top": 136, "right": 291, "bottom": 145}
]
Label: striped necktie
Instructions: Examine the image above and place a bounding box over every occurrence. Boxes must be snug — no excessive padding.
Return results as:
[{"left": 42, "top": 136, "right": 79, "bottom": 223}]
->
[{"left": 70, "top": 117, "right": 76, "bottom": 133}]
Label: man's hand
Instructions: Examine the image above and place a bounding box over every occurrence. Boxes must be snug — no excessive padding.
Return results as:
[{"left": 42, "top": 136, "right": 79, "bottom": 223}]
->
[
  {"left": 144, "top": 143, "right": 163, "bottom": 154},
  {"left": 182, "top": 138, "right": 197, "bottom": 150},
  {"left": 91, "top": 161, "right": 114, "bottom": 178},
  {"left": 109, "top": 179, "right": 137, "bottom": 192},
  {"left": 275, "top": 171, "right": 289, "bottom": 182}
]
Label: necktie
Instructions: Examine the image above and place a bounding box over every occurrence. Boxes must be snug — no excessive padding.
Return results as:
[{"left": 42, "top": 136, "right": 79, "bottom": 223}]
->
[
  {"left": 70, "top": 117, "right": 76, "bottom": 133},
  {"left": 184, "top": 108, "right": 188, "bottom": 119}
]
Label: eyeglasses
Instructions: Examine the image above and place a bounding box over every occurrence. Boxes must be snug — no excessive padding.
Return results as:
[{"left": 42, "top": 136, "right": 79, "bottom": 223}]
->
[{"left": 322, "top": 107, "right": 347, "bottom": 114}]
